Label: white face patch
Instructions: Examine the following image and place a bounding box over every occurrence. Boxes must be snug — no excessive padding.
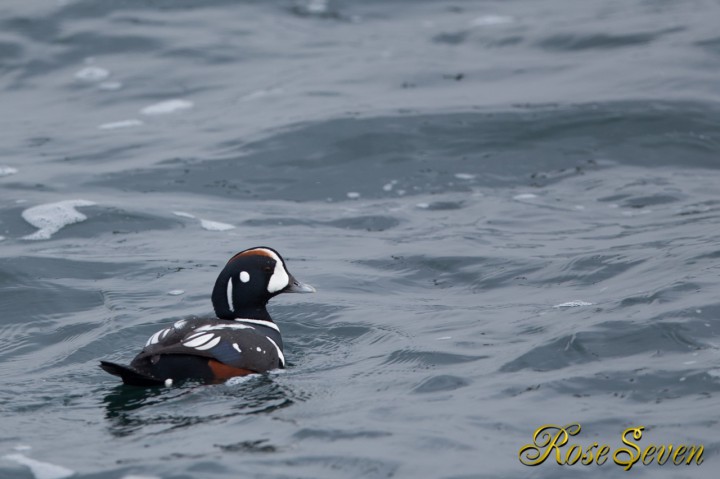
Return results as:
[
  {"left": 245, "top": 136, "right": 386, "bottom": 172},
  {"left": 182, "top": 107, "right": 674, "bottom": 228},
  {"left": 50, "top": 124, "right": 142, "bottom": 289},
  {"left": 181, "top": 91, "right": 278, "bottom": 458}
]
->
[
  {"left": 232, "top": 343, "right": 242, "bottom": 353},
  {"left": 240, "top": 271, "right": 250, "bottom": 283},
  {"left": 255, "top": 248, "right": 289, "bottom": 293},
  {"left": 226, "top": 278, "right": 233, "bottom": 311}
]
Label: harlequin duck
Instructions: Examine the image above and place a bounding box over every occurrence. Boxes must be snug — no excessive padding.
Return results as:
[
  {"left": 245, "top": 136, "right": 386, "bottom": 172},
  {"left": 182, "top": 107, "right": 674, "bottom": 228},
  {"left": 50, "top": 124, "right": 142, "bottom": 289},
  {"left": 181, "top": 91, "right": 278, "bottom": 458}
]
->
[{"left": 100, "top": 247, "right": 315, "bottom": 386}]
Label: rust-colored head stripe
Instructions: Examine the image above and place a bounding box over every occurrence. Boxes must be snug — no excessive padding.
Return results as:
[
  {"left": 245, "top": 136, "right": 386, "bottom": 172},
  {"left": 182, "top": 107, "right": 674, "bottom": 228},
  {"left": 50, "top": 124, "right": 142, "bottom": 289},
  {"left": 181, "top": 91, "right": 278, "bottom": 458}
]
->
[{"left": 227, "top": 248, "right": 274, "bottom": 264}]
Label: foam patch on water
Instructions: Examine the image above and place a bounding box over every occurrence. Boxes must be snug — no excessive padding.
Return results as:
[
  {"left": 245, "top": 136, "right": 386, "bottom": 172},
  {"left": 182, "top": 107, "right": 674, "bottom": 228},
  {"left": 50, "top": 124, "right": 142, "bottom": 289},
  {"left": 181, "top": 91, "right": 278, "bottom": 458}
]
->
[
  {"left": 121, "top": 475, "right": 161, "bottom": 479},
  {"left": 21, "top": 200, "right": 96, "bottom": 240},
  {"left": 454, "top": 173, "right": 475, "bottom": 180},
  {"left": 513, "top": 193, "right": 537, "bottom": 200},
  {"left": 200, "top": 219, "right": 234, "bottom": 231},
  {"left": 225, "top": 374, "right": 259, "bottom": 386},
  {"left": 98, "top": 81, "right": 123, "bottom": 91},
  {"left": 0, "top": 166, "right": 18, "bottom": 177},
  {"left": 3, "top": 453, "right": 75, "bottom": 479},
  {"left": 470, "top": 15, "right": 514, "bottom": 26},
  {"left": 99, "top": 119, "right": 144, "bottom": 130},
  {"left": 74, "top": 66, "right": 109, "bottom": 82},
  {"left": 0, "top": 236, "right": 5, "bottom": 242},
  {"left": 553, "top": 300, "right": 594, "bottom": 308},
  {"left": 382, "top": 180, "right": 397, "bottom": 192},
  {"left": 141, "top": 99, "right": 193, "bottom": 115},
  {"left": 347, "top": 192, "right": 361, "bottom": 199},
  {"left": 173, "top": 211, "right": 196, "bottom": 219},
  {"left": 168, "top": 290, "right": 184, "bottom": 296}
]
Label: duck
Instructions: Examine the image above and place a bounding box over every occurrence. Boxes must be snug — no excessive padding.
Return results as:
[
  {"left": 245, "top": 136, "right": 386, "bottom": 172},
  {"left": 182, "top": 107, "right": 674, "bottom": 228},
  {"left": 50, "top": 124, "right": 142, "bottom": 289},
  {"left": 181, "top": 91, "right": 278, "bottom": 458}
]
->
[{"left": 100, "top": 247, "right": 315, "bottom": 386}]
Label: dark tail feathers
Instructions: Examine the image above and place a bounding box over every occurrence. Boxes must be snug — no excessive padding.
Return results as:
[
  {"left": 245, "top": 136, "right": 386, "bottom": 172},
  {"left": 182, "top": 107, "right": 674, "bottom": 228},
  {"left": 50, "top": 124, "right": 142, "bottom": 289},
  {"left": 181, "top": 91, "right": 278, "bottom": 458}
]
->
[{"left": 100, "top": 360, "right": 165, "bottom": 387}]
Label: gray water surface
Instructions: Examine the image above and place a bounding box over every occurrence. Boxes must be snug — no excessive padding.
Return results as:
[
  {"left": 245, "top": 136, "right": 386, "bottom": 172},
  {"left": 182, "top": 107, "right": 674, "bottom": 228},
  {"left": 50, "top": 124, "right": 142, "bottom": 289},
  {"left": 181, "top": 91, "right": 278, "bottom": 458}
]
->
[{"left": 1, "top": 1, "right": 720, "bottom": 478}]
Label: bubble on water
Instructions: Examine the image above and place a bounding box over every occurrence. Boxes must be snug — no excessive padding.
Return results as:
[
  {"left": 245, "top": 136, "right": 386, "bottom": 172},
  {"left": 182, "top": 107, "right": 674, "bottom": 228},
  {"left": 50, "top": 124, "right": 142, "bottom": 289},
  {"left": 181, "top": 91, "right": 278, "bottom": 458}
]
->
[
  {"left": 513, "top": 193, "right": 537, "bottom": 200},
  {"left": 21, "top": 199, "right": 96, "bottom": 240},
  {"left": 141, "top": 99, "right": 194, "bottom": 115},
  {"left": 74, "top": 66, "right": 110, "bottom": 82},
  {"left": 200, "top": 219, "right": 235, "bottom": 231},
  {"left": 2, "top": 453, "right": 75, "bottom": 479},
  {"left": 553, "top": 300, "right": 594, "bottom": 308},
  {"left": 0, "top": 166, "right": 18, "bottom": 177},
  {"left": 347, "top": 192, "right": 361, "bottom": 199},
  {"left": 98, "top": 119, "right": 144, "bottom": 130},
  {"left": 168, "top": 290, "right": 184, "bottom": 296}
]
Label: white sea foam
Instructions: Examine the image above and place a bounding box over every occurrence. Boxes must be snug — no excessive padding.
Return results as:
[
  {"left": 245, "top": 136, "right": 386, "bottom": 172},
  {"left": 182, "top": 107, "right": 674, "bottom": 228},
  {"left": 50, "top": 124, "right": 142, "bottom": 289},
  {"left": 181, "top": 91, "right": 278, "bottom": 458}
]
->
[
  {"left": 0, "top": 236, "right": 5, "bottom": 241},
  {"left": 3, "top": 453, "right": 75, "bottom": 479},
  {"left": 454, "top": 173, "right": 475, "bottom": 180},
  {"left": 168, "top": 290, "right": 184, "bottom": 296},
  {"left": 121, "top": 475, "right": 161, "bottom": 479},
  {"left": 225, "top": 374, "right": 259, "bottom": 386},
  {"left": 347, "top": 192, "right": 361, "bottom": 199},
  {"left": 0, "top": 166, "right": 18, "bottom": 177},
  {"left": 470, "top": 15, "right": 514, "bottom": 27},
  {"left": 74, "top": 66, "right": 109, "bottom": 82},
  {"left": 200, "top": 219, "right": 235, "bottom": 231},
  {"left": 98, "top": 81, "right": 123, "bottom": 91},
  {"left": 141, "top": 99, "right": 193, "bottom": 115},
  {"left": 172, "top": 211, "right": 196, "bottom": 219},
  {"left": 513, "top": 193, "right": 537, "bottom": 200},
  {"left": 21, "top": 200, "right": 96, "bottom": 240},
  {"left": 553, "top": 300, "right": 594, "bottom": 308},
  {"left": 99, "top": 119, "right": 143, "bottom": 130}
]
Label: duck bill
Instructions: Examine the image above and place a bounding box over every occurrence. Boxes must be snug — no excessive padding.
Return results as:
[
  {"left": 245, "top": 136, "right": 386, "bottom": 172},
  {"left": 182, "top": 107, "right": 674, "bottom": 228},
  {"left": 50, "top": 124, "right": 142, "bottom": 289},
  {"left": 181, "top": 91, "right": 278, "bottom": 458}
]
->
[{"left": 284, "top": 275, "right": 316, "bottom": 293}]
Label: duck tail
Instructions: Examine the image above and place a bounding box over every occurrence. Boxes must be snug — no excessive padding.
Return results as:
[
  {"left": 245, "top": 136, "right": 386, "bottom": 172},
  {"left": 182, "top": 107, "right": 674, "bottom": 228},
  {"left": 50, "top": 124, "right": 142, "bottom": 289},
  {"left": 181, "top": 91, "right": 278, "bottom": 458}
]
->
[{"left": 99, "top": 360, "right": 166, "bottom": 387}]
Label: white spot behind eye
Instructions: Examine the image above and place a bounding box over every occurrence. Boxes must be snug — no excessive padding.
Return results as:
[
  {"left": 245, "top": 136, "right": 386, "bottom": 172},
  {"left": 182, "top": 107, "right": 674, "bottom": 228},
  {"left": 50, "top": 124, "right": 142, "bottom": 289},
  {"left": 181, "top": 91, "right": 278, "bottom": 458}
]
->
[{"left": 240, "top": 271, "right": 250, "bottom": 283}]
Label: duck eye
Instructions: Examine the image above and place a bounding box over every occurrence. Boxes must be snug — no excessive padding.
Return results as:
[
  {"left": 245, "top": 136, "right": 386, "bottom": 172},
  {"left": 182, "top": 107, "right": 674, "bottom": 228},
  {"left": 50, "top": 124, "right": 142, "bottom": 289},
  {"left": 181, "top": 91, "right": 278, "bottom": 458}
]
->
[{"left": 263, "top": 266, "right": 273, "bottom": 273}]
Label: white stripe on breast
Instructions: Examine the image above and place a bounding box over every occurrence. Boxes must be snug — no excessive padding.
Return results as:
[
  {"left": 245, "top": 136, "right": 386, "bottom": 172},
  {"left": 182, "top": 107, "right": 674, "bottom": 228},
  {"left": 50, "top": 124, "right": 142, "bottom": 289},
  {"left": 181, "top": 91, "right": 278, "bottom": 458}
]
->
[
  {"left": 234, "top": 318, "right": 280, "bottom": 331},
  {"left": 265, "top": 336, "right": 285, "bottom": 367}
]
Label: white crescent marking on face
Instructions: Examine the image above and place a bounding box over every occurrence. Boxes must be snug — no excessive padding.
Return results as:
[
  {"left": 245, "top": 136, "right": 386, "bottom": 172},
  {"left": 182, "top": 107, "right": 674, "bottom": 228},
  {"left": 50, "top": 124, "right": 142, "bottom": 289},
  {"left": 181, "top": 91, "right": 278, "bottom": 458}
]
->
[
  {"left": 193, "top": 336, "right": 221, "bottom": 351},
  {"left": 256, "top": 249, "right": 289, "bottom": 293},
  {"left": 226, "top": 277, "right": 234, "bottom": 311},
  {"left": 174, "top": 319, "right": 187, "bottom": 330},
  {"left": 183, "top": 333, "right": 215, "bottom": 348},
  {"left": 240, "top": 271, "right": 250, "bottom": 283},
  {"left": 266, "top": 336, "right": 285, "bottom": 367}
]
